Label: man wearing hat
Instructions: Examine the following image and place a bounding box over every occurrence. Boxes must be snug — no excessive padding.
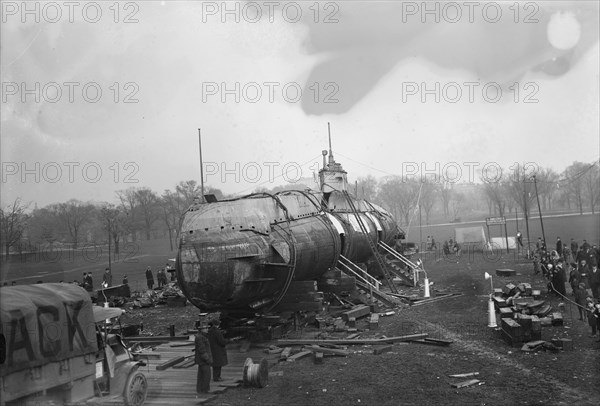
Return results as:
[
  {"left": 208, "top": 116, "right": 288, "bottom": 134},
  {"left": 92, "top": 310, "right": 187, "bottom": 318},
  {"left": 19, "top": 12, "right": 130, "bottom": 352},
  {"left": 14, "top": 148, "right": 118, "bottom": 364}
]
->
[
  {"left": 145, "top": 267, "right": 154, "bottom": 290},
  {"left": 195, "top": 323, "right": 213, "bottom": 394},
  {"left": 207, "top": 320, "right": 229, "bottom": 382}
]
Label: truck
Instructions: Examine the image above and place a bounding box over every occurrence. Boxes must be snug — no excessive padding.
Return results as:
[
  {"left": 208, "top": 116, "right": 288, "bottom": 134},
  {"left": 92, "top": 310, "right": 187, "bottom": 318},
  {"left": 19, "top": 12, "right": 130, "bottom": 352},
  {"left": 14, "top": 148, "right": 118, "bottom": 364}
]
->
[{"left": 1, "top": 283, "right": 147, "bottom": 405}]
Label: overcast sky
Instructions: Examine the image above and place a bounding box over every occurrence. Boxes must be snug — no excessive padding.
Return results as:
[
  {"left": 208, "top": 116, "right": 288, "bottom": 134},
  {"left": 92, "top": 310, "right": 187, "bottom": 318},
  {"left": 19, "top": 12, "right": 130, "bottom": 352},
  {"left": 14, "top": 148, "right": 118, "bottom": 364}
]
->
[{"left": 1, "top": 1, "right": 599, "bottom": 208}]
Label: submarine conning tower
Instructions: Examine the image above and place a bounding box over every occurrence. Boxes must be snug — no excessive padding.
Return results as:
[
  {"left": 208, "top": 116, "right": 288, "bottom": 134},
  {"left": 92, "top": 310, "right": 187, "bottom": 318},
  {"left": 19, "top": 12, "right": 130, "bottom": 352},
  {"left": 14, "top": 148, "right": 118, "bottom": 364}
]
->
[{"left": 318, "top": 128, "right": 348, "bottom": 194}]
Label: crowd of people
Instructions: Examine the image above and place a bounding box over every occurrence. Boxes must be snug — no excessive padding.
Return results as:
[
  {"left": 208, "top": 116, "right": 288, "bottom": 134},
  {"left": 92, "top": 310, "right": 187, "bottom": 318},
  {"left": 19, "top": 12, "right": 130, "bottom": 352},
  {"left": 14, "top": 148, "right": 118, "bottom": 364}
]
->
[
  {"left": 145, "top": 263, "right": 175, "bottom": 289},
  {"left": 442, "top": 238, "right": 461, "bottom": 256},
  {"left": 533, "top": 236, "right": 600, "bottom": 340},
  {"left": 67, "top": 262, "right": 176, "bottom": 293}
]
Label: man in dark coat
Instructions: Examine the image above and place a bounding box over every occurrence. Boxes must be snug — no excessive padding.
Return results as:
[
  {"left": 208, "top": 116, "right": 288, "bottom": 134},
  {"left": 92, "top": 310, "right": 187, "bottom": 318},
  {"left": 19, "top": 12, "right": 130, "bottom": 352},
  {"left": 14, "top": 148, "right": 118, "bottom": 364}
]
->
[
  {"left": 195, "top": 324, "right": 213, "bottom": 394},
  {"left": 552, "top": 261, "right": 567, "bottom": 297},
  {"left": 570, "top": 238, "right": 578, "bottom": 258},
  {"left": 86, "top": 272, "right": 94, "bottom": 291},
  {"left": 556, "top": 237, "right": 563, "bottom": 258},
  {"left": 207, "top": 320, "right": 228, "bottom": 382},
  {"left": 103, "top": 268, "right": 112, "bottom": 287},
  {"left": 588, "top": 265, "right": 600, "bottom": 300},
  {"left": 569, "top": 264, "right": 581, "bottom": 293},
  {"left": 582, "top": 239, "right": 591, "bottom": 252},
  {"left": 145, "top": 267, "right": 154, "bottom": 290}
]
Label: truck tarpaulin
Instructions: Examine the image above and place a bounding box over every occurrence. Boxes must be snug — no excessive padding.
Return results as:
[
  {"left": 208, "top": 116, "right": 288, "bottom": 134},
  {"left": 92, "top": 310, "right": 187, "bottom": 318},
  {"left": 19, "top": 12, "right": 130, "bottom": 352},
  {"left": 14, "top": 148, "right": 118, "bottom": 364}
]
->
[{"left": 0, "top": 283, "right": 98, "bottom": 376}]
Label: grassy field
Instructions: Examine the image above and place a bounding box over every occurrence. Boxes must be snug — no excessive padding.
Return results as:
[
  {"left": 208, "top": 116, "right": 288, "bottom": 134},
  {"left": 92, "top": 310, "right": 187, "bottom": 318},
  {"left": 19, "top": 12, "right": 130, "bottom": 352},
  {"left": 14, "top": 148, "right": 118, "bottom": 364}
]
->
[
  {"left": 0, "top": 238, "right": 176, "bottom": 291},
  {"left": 405, "top": 212, "right": 600, "bottom": 251}
]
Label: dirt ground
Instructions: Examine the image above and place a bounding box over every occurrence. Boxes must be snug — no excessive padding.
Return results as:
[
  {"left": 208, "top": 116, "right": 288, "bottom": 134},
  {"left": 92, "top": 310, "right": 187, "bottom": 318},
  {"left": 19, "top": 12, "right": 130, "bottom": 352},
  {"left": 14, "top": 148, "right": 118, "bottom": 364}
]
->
[{"left": 122, "top": 250, "right": 600, "bottom": 406}]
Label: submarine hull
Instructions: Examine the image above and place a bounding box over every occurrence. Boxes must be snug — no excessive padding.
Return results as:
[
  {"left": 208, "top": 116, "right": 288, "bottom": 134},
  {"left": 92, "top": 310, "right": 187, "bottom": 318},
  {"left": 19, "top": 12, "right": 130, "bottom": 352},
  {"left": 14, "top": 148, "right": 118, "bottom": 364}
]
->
[{"left": 176, "top": 190, "right": 402, "bottom": 315}]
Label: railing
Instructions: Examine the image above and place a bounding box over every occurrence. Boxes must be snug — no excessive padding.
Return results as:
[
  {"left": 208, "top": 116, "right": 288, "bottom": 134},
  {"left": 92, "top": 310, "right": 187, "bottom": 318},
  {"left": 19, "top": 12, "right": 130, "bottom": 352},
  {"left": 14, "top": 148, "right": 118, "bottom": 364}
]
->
[
  {"left": 338, "top": 255, "right": 381, "bottom": 292},
  {"left": 379, "top": 241, "right": 425, "bottom": 286}
]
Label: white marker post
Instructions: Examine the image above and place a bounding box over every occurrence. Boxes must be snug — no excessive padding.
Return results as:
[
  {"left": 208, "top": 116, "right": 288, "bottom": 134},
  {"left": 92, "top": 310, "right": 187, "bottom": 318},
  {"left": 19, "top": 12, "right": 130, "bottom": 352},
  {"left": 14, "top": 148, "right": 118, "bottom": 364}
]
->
[{"left": 484, "top": 272, "right": 497, "bottom": 328}]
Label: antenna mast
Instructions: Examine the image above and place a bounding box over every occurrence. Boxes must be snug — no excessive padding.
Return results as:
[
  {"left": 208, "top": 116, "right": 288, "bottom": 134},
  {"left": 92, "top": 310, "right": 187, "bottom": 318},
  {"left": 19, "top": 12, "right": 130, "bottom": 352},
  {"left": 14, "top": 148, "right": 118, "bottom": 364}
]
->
[{"left": 198, "top": 128, "right": 205, "bottom": 202}]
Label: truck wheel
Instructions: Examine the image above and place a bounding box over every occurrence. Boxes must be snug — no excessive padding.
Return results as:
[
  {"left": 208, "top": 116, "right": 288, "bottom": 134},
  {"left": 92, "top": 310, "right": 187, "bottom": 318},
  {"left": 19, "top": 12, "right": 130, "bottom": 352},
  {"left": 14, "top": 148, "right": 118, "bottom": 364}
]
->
[{"left": 123, "top": 370, "right": 147, "bottom": 406}]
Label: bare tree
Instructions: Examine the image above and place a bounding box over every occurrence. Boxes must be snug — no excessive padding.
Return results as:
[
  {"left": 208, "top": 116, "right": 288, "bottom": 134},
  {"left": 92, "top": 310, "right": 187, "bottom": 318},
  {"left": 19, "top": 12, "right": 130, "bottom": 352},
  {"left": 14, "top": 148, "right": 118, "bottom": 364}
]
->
[
  {"left": 99, "top": 204, "right": 125, "bottom": 254},
  {"left": 26, "top": 207, "right": 60, "bottom": 246},
  {"left": 161, "top": 190, "right": 187, "bottom": 251},
  {"left": 506, "top": 165, "right": 536, "bottom": 218},
  {"left": 377, "top": 176, "right": 420, "bottom": 226},
  {"left": 481, "top": 168, "right": 508, "bottom": 217},
  {"left": 135, "top": 188, "right": 160, "bottom": 240},
  {"left": 354, "top": 175, "right": 378, "bottom": 201},
  {"left": 50, "top": 199, "right": 93, "bottom": 249},
  {"left": 534, "top": 168, "right": 560, "bottom": 211},
  {"left": 439, "top": 181, "right": 453, "bottom": 218},
  {"left": 563, "top": 162, "right": 588, "bottom": 215},
  {"left": 1, "top": 198, "right": 29, "bottom": 258},
  {"left": 450, "top": 192, "right": 465, "bottom": 220},
  {"left": 583, "top": 162, "right": 600, "bottom": 214},
  {"left": 117, "top": 187, "right": 140, "bottom": 241},
  {"left": 419, "top": 179, "right": 437, "bottom": 225}
]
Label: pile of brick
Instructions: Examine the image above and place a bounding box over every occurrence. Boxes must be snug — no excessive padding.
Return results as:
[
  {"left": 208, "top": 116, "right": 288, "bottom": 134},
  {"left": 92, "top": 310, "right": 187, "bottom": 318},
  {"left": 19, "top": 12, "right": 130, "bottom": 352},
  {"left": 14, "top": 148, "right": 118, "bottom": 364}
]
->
[{"left": 493, "top": 282, "right": 564, "bottom": 348}]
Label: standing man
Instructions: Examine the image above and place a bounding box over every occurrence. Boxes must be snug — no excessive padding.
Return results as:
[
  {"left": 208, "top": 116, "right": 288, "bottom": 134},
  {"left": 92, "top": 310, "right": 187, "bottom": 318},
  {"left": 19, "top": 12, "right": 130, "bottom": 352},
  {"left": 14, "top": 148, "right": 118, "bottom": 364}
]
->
[
  {"left": 145, "top": 267, "right": 154, "bottom": 290},
  {"left": 556, "top": 237, "right": 563, "bottom": 259},
  {"left": 570, "top": 238, "right": 578, "bottom": 261},
  {"left": 157, "top": 269, "right": 163, "bottom": 289},
  {"left": 516, "top": 231, "right": 523, "bottom": 248},
  {"left": 86, "top": 272, "right": 94, "bottom": 291},
  {"left": 195, "top": 323, "right": 213, "bottom": 394},
  {"left": 207, "top": 320, "right": 228, "bottom": 382},
  {"left": 582, "top": 239, "right": 591, "bottom": 252},
  {"left": 103, "top": 268, "right": 112, "bottom": 288},
  {"left": 588, "top": 265, "right": 600, "bottom": 300}
]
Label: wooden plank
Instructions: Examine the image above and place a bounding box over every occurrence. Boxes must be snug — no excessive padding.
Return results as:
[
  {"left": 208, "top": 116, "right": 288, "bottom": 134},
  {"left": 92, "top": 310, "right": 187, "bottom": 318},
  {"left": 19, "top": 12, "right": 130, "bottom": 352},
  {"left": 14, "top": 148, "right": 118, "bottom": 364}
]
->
[
  {"left": 170, "top": 342, "right": 195, "bottom": 347},
  {"left": 156, "top": 356, "right": 186, "bottom": 371},
  {"left": 449, "top": 372, "right": 479, "bottom": 378},
  {"left": 423, "top": 338, "right": 453, "bottom": 346},
  {"left": 280, "top": 347, "right": 292, "bottom": 360},
  {"left": 173, "top": 359, "right": 196, "bottom": 369},
  {"left": 132, "top": 352, "right": 162, "bottom": 360},
  {"left": 286, "top": 350, "right": 312, "bottom": 362},
  {"left": 124, "top": 335, "right": 190, "bottom": 343},
  {"left": 276, "top": 333, "right": 428, "bottom": 346},
  {"left": 451, "top": 379, "right": 482, "bottom": 388},
  {"left": 411, "top": 294, "right": 463, "bottom": 306},
  {"left": 341, "top": 305, "right": 371, "bottom": 321},
  {"left": 411, "top": 338, "right": 452, "bottom": 347},
  {"left": 373, "top": 345, "right": 393, "bottom": 355},
  {"left": 303, "top": 345, "right": 349, "bottom": 356}
]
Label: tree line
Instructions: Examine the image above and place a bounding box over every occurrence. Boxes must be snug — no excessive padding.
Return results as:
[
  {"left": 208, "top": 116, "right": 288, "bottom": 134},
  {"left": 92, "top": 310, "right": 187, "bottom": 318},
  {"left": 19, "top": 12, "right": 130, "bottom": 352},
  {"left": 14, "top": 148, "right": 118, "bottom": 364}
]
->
[
  {"left": 0, "top": 180, "right": 223, "bottom": 258},
  {"left": 1, "top": 161, "right": 598, "bottom": 258},
  {"left": 354, "top": 161, "right": 599, "bottom": 227}
]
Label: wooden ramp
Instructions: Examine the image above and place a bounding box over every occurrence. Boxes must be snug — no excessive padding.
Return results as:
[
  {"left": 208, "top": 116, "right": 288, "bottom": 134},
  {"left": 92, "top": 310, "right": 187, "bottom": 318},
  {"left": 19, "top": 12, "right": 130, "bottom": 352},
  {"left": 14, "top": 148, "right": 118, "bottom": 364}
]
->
[{"left": 88, "top": 340, "right": 281, "bottom": 405}]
